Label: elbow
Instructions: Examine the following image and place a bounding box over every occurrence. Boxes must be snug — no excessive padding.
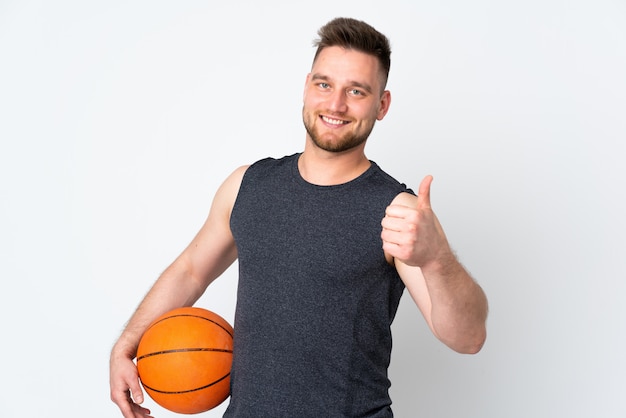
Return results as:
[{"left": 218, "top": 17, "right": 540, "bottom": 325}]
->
[
  {"left": 451, "top": 328, "right": 487, "bottom": 355},
  {"left": 435, "top": 324, "right": 487, "bottom": 354},
  {"left": 460, "top": 335, "right": 486, "bottom": 355},
  {"left": 430, "top": 302, "right": 489, "bottom": 354}
]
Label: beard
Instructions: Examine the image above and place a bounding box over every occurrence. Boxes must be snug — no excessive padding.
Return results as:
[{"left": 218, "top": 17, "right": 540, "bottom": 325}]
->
[{"left": 302, "top": 107, "right": 376, "bottom": 153}]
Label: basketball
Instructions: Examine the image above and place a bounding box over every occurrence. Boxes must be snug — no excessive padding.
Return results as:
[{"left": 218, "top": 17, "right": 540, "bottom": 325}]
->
[{"left": 136, "top": 307, "right": 234, "bottom": 414}]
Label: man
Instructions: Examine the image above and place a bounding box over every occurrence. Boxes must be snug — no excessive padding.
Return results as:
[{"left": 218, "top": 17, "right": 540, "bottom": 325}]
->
[{"left": 110, "top": 17, "right": 488, "bottom": 418}]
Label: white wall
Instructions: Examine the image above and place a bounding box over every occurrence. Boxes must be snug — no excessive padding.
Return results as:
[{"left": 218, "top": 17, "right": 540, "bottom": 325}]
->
[{"left": 1, "top": 1, "right": 624, "bottom": 417}]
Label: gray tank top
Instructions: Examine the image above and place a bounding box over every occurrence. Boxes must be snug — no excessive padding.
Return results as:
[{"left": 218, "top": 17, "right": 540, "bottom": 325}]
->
[{"left": 225, "top": 153, "right": 412, "bottom": 417}]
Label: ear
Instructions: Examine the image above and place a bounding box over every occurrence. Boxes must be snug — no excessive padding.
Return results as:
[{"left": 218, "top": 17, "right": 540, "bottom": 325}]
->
[
  {"left": 303, "top": 73, "right": 312, "bottom": 102},
  {"left": 376, "top": 90, "right": 392, "bottom": 120}
]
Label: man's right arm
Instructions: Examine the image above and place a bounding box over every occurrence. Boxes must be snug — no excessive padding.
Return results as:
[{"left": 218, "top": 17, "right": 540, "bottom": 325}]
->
[{"left": 109, "top": 165, "right": 248, "bottom": 418}]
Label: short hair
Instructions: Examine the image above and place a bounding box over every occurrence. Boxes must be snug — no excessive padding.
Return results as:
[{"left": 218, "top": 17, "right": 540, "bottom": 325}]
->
[{"left": 312, "top": 17, "right": 391, "bottom": 89}]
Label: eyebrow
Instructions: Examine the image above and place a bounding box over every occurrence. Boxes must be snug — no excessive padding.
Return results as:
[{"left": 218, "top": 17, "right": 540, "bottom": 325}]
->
[{"left": 310, "top": 73, "right": 374, "bottom": 95}]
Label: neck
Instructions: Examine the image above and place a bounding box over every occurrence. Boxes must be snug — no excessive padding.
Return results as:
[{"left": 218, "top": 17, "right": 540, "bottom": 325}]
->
[{"left": 298, "top": 141, "right": 371, "bottom": 186}]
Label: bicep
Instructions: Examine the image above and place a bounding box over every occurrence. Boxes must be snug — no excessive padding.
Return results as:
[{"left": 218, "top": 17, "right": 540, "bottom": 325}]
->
[{"left": 178, "top": 165, "right": 248, "bottom": 289}]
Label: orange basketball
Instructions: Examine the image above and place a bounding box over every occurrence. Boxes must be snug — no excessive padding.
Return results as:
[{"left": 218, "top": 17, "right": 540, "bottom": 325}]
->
[{"left": 136, "top": 307, "right": 234, "bottom": 414}]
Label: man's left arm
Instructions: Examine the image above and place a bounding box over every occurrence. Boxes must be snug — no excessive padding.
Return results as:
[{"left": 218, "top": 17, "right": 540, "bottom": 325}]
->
[{"left": 381, "top": 176, "right": 488, "bottom": 354}]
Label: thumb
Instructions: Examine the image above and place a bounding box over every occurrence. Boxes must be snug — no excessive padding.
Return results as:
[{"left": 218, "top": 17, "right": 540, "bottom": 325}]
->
[
  {"left": 130, "top": 377, "right": 144, "bottom": 404},
  {"left": 417, "top": 175, "right": 433, "bottom": 208}
]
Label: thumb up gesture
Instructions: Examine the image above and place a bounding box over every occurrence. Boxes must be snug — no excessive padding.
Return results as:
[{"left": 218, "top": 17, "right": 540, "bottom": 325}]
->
[{"left": 381, "top": 175, "right": 451, "bottom": 268}]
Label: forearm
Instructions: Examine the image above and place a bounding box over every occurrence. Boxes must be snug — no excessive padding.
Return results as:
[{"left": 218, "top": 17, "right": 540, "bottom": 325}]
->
[{"left": 421, "top": 252, "right": 488, "bottom": 354}]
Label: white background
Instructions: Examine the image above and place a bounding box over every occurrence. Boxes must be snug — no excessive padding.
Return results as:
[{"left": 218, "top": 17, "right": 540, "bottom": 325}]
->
[{"left": 1, "top": 1, "right": 625, "bottom": 417}]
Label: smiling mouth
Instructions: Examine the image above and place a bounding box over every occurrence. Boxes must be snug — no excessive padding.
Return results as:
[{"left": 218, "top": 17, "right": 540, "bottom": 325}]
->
[{"left": 321, "top": 115, "right": 350, "bottom": 126}]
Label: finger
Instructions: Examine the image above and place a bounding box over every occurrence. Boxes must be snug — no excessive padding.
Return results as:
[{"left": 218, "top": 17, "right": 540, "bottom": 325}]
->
[
  {"left": 129, "top": 378, "right": 144, "bottom": 405},
  {"left": 116, "top": 390, "right": 152, "bottom": 418},
  {"left": 130, "top": 402, "right": 153, "bottom": 418},
  {"left": 112, "top": 391, "right": 138, "bottom": 418},
  {"left": 417, "top": 175, "right": 433, "bottom": 209},
  {"left": 383, "top": 205, "right": 412, "bottom": 222},
  {"left": 381, "top": 224, "right": 401, "bottom": 243}
]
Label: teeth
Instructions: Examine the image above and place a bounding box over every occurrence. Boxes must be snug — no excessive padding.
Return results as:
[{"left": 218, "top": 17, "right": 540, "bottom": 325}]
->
[{"left": 322, "top": 116, "right": 348, "bottom": 125}]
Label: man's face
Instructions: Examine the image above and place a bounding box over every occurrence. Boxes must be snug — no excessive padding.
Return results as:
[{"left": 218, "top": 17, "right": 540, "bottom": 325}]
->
[{"left": 302, "top": 46, "right": 391, "bottom": 153}]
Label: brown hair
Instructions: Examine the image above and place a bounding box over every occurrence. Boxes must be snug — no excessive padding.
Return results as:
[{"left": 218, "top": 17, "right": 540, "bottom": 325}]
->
[{"left": 312, "top": 17, "right": 391, "bottom": 89}]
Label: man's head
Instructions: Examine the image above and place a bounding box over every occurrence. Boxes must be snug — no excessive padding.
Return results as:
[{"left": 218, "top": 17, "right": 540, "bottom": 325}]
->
[
  {"left": 302, "top": 18, "right": 392, "bottom": 155},
  {"left": 312, "top": 17, "right": 391, "bottom": 92}
]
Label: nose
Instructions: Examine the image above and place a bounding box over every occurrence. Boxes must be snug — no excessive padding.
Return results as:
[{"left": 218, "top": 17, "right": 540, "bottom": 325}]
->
[{"left": 327, "top": 89, "right": 348, "bottom": 114}]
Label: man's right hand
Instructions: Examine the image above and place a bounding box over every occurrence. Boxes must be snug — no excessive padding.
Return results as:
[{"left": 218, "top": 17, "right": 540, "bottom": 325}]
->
[{"left": 110, "top": 351, "right": 153, "bottom": 418}]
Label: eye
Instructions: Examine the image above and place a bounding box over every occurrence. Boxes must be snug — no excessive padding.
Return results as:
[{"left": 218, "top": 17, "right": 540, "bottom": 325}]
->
[
  {"left": 348, "top": 88, "right": 364, "bottom": 96},
  {"left": 318, "top": 82, "right": 330, "bottom": 89}
]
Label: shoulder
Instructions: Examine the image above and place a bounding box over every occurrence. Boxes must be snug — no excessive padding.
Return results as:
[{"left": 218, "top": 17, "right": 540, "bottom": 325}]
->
[
  {"left": 221, "top": 164, "right": 250, "bottom": 195},
  {"left": 221, "top": 153, "right": 296, "bottom": 193},
  {"left": 235, "top": 154, "right": 299, "bottom": 193},
  {"left": 368, "top": 161, "right": 415, "bottom": 195},
  {"left": 209, "top": 164, "right": 250, "bottom": 220},
  {"left": 220, "top": 154, "right": 298, "bottom": 208},
  {"left": 389, "top": 191, "right": 419, "bottom": 208},
  {"left": 244, "top": 153, "right": 299, "bottom": 176}
]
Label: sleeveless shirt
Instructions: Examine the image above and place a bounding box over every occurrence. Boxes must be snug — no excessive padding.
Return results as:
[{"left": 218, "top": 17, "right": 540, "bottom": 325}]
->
[{"left": 225, "top": 153, "right": 412, "bottom": 417}]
